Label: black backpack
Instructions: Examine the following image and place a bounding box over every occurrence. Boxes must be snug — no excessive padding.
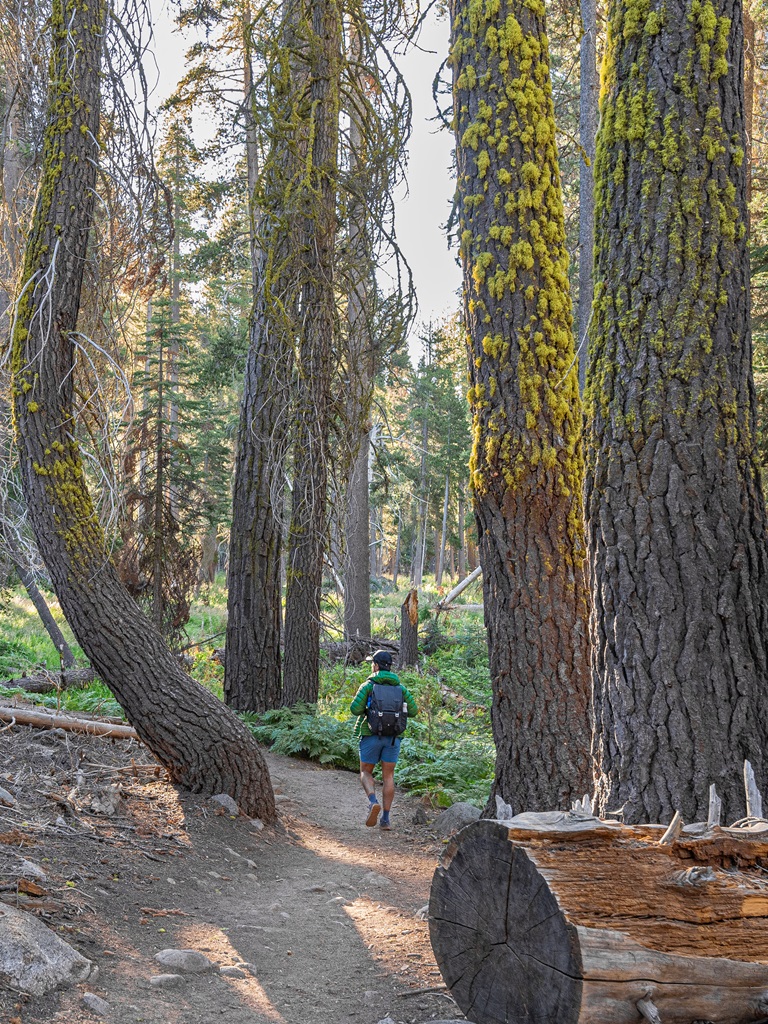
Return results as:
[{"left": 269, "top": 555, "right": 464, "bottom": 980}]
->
[{"left": 366, "top": 682, "right": 408, "bottom": 737}]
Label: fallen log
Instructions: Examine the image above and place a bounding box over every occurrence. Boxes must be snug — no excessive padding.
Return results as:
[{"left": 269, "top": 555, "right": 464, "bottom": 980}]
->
[
  {"left": 429, "top": 813, "right": 768, "bottom": 1024},
  {"left": 1, "top": 668, "right": 95, "bottom": 694},
  {"left": 0, "top": 705, "right": 139, "bottom": 740}
]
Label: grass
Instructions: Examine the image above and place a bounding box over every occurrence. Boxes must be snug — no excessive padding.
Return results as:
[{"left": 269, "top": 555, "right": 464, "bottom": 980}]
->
[{"left": 0, "top": 572, "right": 493, "bottom": 807}]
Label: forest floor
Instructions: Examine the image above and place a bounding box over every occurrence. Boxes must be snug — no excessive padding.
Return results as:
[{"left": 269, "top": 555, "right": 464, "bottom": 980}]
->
[{"left": 0, "top": 701, "right": 469, "bottom": 1024}]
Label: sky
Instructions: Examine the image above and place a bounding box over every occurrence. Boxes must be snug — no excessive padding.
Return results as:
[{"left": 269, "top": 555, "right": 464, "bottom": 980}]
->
[{"left": 145, "top": 0, "right": 461, "bottom": 354}]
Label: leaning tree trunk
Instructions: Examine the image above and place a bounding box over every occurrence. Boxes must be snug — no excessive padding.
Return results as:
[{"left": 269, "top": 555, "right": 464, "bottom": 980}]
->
[
  {"left": 282, "top": 0, "right": 341, "bottom": 707},
  {"left": 430, "top": 815, "right": 768, "bottom": 1024},
  {"left": 584, "top": 0, "right": 768, "bottom": 824},
  {"left": 450, "top": 0, "right": 592, "bottom": 811},
  {"left": 10, "top": 0, "right": 275, "bottom": 822}
]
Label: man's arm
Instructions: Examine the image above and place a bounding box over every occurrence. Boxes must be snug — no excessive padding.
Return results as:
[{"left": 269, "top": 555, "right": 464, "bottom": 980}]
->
[{"left": 350, "top": 679, "right": 373, "bottom": 716}]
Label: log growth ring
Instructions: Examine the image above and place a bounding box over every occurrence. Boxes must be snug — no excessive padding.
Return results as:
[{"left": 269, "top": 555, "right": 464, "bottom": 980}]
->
[{"left": 429, "top": 820, "right": 583, "bottom": 1024}]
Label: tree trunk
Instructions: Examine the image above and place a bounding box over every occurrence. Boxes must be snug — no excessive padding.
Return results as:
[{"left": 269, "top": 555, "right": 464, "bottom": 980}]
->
[
  {"left": 11, "top": 555, "right": 75, "bottom": 668},
  {"left": 743, "top": 0, "right": 755, "bottom": 208},
  {"left": 457, "top": 486, "right": 466, "bottom": 578},
  {"left": 450, "top": 0, "right": 592, "bottom": 812},
  {"left": 399, "top": 589, "right": 419, "bottom": 668},
  {"left": 344, "top": 433, "right": 372, "bottom": 641},
  {"left": 430, "top": 817, "right": 768, "bottom": 1024},
  {"left": 225, "top": 285, "right": 288, "bottom": 712},
  {"left": 224, "top": 0, "right": 303, "bottom": 714},
  {"left": 584, "top": 0, "right": 768, "bottom": 824},
  {"left": 392, "top": 513, "right": 401, "bottom": 590},
  {"left": 281, "top": 0, "right": 341, "bottom": 706},
  {"left": 436, "top": 472, "right": 450, "bottom": 587},
  {"left": 11, "top": 0, "right": 275, "bottom": 821},
  {"left": 578, "top": 0, "right": 597, "bottom": 394}
]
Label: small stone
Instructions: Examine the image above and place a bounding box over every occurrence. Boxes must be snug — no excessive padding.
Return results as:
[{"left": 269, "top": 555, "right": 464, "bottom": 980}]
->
[
  {"left": 153, "top": 948, "right": 217, "bottom": 974},
  {"left": 248, "top": 818, "right": 264, "bottom": 831},
  {"left": 150, "top": 974, "right": 185, "bottom": 988},
  {"left": 37, "top": 729, "right": 67, "bottom": 746},
  {"left": 433, "top": 801, "right": 481, "bottom": 838},
  {"left": 0, "top": 786, "right": 16, "bottom": 807},
  {"left": 210, "top": 793, "right": 239, "bottom": 815},
  {"left": 19, "top": 860, "right": 47, "bottom": 882},
  {"left": 360, "top": 871, "right": 389, "bottom": 889},
  {"left": 412, "top": 805, "right": 428, "bottom": 825},
  {"left": 81, "top": 992, "right": 110, "bottom": 1015},
  {"left": 274, "top": 794, "right": 293, "bottom": 804},
  {"left": 376, "top": 1018, "right": 397, "bottom": 1024},
  {"left": 89, "top": 786, "right": 121, "bottom": 816},
  {"left": 362, "top": 990, "right": 379, "bottom": 1004},
  {"left": 219, "top": 966, "right": 246, "bottom": 978}
]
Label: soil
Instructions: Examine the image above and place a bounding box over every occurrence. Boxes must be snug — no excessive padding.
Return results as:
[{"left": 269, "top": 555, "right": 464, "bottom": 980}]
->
[{"left": 0, "top": 703, "right": 466, "bottom": 1024}]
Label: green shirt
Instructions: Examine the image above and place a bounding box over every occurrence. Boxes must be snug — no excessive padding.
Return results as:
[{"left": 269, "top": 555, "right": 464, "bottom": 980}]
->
[{"left": 350, "top": 669, "right": 418, "bottom": 738}]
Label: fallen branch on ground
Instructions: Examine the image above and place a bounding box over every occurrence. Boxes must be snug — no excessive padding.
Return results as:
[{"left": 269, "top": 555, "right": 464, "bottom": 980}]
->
[
  {"left": 0, "top": 705, "right": 139, "bottom": 740},
  {"left": 1, "top": 668, "right": 95, "bottom": 694}
]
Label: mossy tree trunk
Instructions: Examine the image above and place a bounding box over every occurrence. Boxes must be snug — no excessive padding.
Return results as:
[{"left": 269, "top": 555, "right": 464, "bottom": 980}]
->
[
  {"left": 584, "top": 0, "right": 768, "bottom": 823},
  {"left": 282, "top": 0, "right": 341, "bottom": 706},
  {"left": 11, "top": 0, "right": 275, "bottom": 821},
  {"left": 450, "top": 0, "right": 591, "bottom": 812}
]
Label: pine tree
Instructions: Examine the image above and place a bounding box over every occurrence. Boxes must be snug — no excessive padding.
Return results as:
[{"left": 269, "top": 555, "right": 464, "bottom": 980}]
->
[{"left": 450, "top": 0, "right": 591, "bottom": 811}]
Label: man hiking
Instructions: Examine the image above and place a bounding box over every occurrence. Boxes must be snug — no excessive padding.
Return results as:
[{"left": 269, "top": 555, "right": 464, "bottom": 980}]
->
[{"left": 350, "top": 649, "right": 418, "bottom": 830}]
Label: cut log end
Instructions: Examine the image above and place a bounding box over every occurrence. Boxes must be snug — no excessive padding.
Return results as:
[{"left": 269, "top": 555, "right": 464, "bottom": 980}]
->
[
  {"left": 430, "top": 821, "right": 583, "bottom": 1024},
  {"left": 429, "top": 819, "right": 768, "bottom": 1024}
]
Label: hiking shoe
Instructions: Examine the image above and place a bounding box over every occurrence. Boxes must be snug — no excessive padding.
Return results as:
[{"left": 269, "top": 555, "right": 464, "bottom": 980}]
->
[
  {"left": 366, "top": 801, "right": 381, "bottom": 827},
  {"left": 379, "top": 819, "right": 392, "bottom": 831}
]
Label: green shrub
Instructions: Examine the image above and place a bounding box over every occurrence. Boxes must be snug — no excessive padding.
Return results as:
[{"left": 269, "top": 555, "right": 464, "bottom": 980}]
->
[{"left": 242, "top": 704, "right": 360, "bottom": 770}]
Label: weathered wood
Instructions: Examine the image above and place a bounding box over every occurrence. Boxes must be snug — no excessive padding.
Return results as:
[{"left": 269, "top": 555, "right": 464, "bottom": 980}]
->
[
  {"left": 744, "top": 760, "right": 764, "bottom": 820},
  {"left": 429, "top": 818, "right": 768, "bottom": 1024},
  {"left": 1, "top": 669, "right": 95, "bottom": 694},
  {"left": 659, "top": 810, "right": 684, "bottom": 845},
  {"left": 0, "top": 706, "right": 139, "bottom": 740},
  {"left": 709, "top": 784, "right": 723, "bottom": 828},
  {"left": 434, "top": 566, "right": 482, "bottom": 612}
]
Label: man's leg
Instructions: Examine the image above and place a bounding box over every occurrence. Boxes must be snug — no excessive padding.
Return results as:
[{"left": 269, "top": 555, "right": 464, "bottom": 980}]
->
[
  {"left": 381, "top": 761, "right": 395, "bottom": 812},
  {"left": 359, "top": 736, "right": 382, "bottom": 826},
  {"left": 360, "top": 761, "right": 377, "bottom": 800}
]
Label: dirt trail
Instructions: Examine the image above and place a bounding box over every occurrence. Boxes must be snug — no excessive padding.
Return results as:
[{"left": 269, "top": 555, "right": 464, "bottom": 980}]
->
[{"left": 0, "top": 719, "right": 466, "bottom": 1024}]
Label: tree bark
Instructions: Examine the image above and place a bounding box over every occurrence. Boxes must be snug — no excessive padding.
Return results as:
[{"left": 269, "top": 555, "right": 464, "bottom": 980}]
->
[
  {"left": 10, "top": 0, "right": 275, "bottom": 821},
  {"left": 225, "top": 283, "right": 288, "bottom": 712},
  {"left": 430, "top": 817, "right": 768, "bottom": 1024},
  {"left": 585, "top": 0, "right": 768, "bottom": 824},
  {"left": 450, "top": 0, "right": 592, "bottom": 812}
]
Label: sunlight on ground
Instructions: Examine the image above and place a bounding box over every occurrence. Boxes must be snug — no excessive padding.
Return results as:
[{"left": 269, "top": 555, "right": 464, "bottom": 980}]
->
[
  {"left": 343, "top": 897, "right": 436, "bottom": 980},
  {"left": 295, "top": 823, "right": 431, "bottom": 879},
  {"left": 177, "top": 922, "right": 287, "bottom": 1022}
]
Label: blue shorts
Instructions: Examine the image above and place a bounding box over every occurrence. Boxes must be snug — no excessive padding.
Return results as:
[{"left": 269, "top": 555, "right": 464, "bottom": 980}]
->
[{"left": 359, "top": 734, "right": 402, "bottom": 765}]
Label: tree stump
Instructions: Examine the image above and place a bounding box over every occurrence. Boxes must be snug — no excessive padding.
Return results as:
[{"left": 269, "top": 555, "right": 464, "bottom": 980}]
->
[
  {"left": 399, "top": 589, "right": 418, "bottom": 667},
  {"left": 429, "top": 815, "right": 768, "bottom": 1024}
]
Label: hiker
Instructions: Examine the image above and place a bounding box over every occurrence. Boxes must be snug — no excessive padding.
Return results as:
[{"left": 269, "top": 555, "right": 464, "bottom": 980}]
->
[{"left": 350, "top": 649, "right": 418, "bottom": 830}]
